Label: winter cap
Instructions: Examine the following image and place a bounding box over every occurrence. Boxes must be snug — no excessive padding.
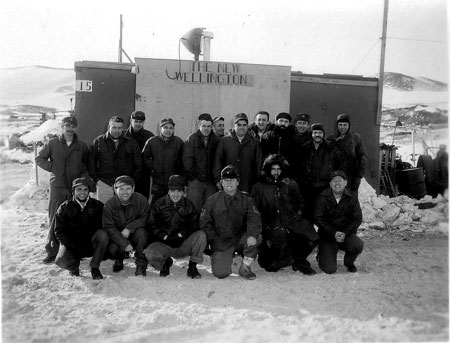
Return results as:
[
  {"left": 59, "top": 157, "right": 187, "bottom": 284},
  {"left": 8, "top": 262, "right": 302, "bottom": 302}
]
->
[
  {"left": 198, "top": 113, "right": 213, "bottom": 122},
  {"left": 168, "top": 175, "right": 185, "bottom": 191},
  {"left": 310, "top": 123, "right": 325, "bottom": 133},
  {"left": 114, "top": 175, "right": 135, "bottom": 188},
  {"left": 336, "top": 113, "right": 351, "bottom": 123},
  {"left": 72, "top": 177, "right": 92, "bottom": 191},
  {"left": 294, "top": 113, "right": 310, "bottom": 123},
  {"left": 233, "top": 113, "right": 248, "bottom": 124},
  {"left": 160, "top": 118, "right": 175, "bottom": 127},
  {"left": 213, "top": 116, "right": 224, "bottom": 123},
  {"left": 221, "top": 165, "right": 239, "bottom": 180},
  {"left": 131, "top": 111, "right": 146, "bottom": 121},
  {"left": 275, "top": 112, "right": 292, "bottom": 122},
  {"left": 330, "top": 170, "right": 347, "bottom": 180},
  {"left": 62, "top": 116, "right": 77, "bottom": 127}
]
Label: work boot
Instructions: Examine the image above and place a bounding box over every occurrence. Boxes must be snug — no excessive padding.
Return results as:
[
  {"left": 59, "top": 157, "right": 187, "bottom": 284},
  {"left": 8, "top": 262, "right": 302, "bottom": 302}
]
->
[
  {"left": 69, "top": 269, "right": 80, "bottom": 277},
  {"left": 239, "top": 263, "right": 256, "bottom": 280},
  {"left": 187, "top": 261, "right": 201, "bottom": 279},
  {"left": 347, "top": 264, "right": 358, "bottom": 273},
  {"left": 160, "top": 257, "right": 173, "bottom": 277},
  {"left": 135, "top": 265, "right": 147, "bottom": 277},
  {"left": 112, "top": 260, "right": 124, "bottom": 273},
  {"left": 91, "top": 267, "right": 103, "bottom": 280},
  {"left": 292, "top": 260, "right": 317, "bottom": 276},
  {"left": 42, "top": 255, "right": 56, "bottom": 264}
]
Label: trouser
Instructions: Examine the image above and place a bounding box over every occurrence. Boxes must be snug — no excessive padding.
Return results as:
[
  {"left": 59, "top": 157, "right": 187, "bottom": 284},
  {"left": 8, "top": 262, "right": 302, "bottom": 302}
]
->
[
  {"left": 289, "top": 232, "right": 318, "bottom": 266},
  {"left": 187, "top": 179, "right": 217, "bottom": 213},
  {"left": 144, "top": 230, "right": 207, "bottom": 270},
  {"left": 348, "top": 177, "right": 361, "bottom": 194},
  {"left": 96, "top": 180, "right": 115, "bottom": 204},
  {"left": 109, "top": 227, "right": 149, "bottom": 267},
  {"left": 301, "top": 184, "right": 328, "bottom": 222},
  {"left": 211, "top": 233, "right": 262, "bottom": 279},
  {"left": 135, "top": 169, "right": 150, "bottom": 199},
  {"left": 55, "top": 230, "right": 122, "bottom": 271},
  {"left": 45, "top": 185, "right": 71, "bottom": 257},
  {"left": 318, "top": 234, "right": 364, "bottom": 274},
  {"left": 258, "top": 227, "right": 292, "bottom": 272},
  {"left": 150, "top": 183, "right": 168, "bottom": 206}
]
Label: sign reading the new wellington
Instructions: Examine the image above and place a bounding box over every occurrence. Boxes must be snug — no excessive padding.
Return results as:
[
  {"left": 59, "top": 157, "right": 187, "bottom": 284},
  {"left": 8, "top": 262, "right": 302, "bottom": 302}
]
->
[{"left": 165, "top": 61, "right": 254, "bottom": 86}]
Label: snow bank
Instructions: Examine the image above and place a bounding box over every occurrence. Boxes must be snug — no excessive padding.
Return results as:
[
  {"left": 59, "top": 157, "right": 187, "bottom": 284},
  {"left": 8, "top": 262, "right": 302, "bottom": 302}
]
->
[
  {"left": 358, "top": 179, "right": 448, "bottom": 236},
  {"left": 21, "top": 118, "right": 62, "bottom": 144}
]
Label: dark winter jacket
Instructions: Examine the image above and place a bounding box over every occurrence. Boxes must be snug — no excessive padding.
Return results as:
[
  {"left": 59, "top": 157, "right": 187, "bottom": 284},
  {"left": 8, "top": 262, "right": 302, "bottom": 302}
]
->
[
  {"left": 213, "top": 131, "right": 262, "bottom": 192},
  {"left": 248, "top": 122, "right": 275, "bottom": 139},
  {"left": 88, "top": 132, "right": 142, "bottom": 186},
  {"left": 103, "top": 193, "right": 150, "bottom": 250},
  {"left": 327, "top": 122, "right": 367, "bottom": 187},
  {"left": 124, "top": 126, "right": 154, "bottom": 150},
  {"left": 35, "top": 133, "right": 89, "bottom": 189},
  {"left": 183, "top": 130, "right": 220, "bottom": 182},
  {"left": 314, "top": 188, "right": 362, "bottom": 241},
  {"left": 260, "top": 125, "right": 298, "bottom": 173},
  {"left": 148, "top": 195, "right": 199, "bottom": 247},
  {"left": 251, "top": 155, "right": 318, "bottom": 241},
  {"left": 298, "top": 140, "right": 334, "bottom": 189},
  {"left": 200, "top": 190, "right": 262, "bottom": 251},
  {"left": 142, "top": 135, "right": 184, "bottom": 186},
  {"left": 54, "top": 197, "right": 104, "bottom": 254}
]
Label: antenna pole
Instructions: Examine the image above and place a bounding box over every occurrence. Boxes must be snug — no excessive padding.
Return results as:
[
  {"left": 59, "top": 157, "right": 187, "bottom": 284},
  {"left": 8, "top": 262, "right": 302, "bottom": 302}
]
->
[
  {"left": 377, "top": 0, "right": 389, "bottom": 125},
  {"left": 118, "top": 14, "right": 123, "bottom": 63}
]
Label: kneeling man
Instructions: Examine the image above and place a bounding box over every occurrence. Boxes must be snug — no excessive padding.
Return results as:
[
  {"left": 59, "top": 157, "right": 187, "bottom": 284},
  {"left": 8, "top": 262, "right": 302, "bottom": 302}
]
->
[
  {"left": 200, "top": 166, "right": 262, "bottom": 280},
  {"left": 103, "top": 176, "right": 151, "bottom": 276},
  {"left": 144, "top": 175, "right": 206, "bottom": 278},
  {"left": 315, "top": 170, "right": 364, "bottom": 274},
  {"left": 54, "top": 177, "right": 119, "bottom": 279}
]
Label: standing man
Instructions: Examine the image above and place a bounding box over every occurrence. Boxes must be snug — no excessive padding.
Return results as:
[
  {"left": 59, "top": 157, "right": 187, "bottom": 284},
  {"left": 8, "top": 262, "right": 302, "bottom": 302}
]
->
[
  {"left": 124, "top": 110, "right": 154, "bottom": 198},
  {"left": 88, "top": 116, "right": 142, "bottom": 203},
  {"left": 142, "top": 118, "right": 184, "bottom": 204},
  {"left": 103, "top": 176, "right": 151, "bottom": 276},
  {"left": 212, "top": 116, "right": 225, "bottom": 137},
  {"left": 200, "top": 166, "right": 262, "bottom": 280},
  {"left": 297, "top": 123, "right": 334, "bottom": 221},
  {"left": 144, "top": 175, "right": 207, "bottom": 279},
  {"left": 292, "top": 113, "right": 312, "bottom": 146},
  {"left": 251, "top": 155, "right": 318, "bottom": 274},
  {"left": 54, "top": 177, "right": 117, "bottom": 280},
  {"left": 327, "top": 114, "right": 367, "bottom": 193},
  {"left": 315, "top": 170, "right": 364, "bottom": 274},
  {"left": 213, "top": 113, "right": 262, "bottom": 193},
  {"left": 36, "top": 116, "right": 89, "bottom": 264},
  {"left": 183, "top": 113, "right": 220, "bottom": 212},
  {"left": 248, "top": 110, "right": 274, "bottom": 139},
  {"left": 260, "top": 112, "right": 297, "bottom": 174}
]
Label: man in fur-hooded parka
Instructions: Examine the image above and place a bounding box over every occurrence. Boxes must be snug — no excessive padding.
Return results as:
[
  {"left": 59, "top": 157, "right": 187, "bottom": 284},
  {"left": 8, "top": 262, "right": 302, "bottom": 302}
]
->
[{"left": 251, "top": 154, "right": 318, "bottom": 274}]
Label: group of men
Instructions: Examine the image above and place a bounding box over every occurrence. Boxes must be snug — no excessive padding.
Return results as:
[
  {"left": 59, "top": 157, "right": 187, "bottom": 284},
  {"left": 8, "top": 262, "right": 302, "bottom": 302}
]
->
[{"left": 37, "top": 109, "right": 367, "bottom": 280}]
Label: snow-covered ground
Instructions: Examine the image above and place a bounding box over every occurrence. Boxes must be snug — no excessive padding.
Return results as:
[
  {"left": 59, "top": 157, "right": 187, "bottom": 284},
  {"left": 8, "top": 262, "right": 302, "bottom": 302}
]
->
[{"left": 0, "top": 69, "right": 448, "bottom": 342}]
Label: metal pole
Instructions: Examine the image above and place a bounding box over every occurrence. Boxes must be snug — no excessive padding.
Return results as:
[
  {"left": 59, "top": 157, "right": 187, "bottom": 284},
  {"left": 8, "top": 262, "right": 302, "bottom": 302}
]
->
[
  {"left": 376, "top": 0, "right": 389, "bottom": 125},
  {"left": 118, "top": 14, "right": 123, "bottom": 63},
  {"left": 34, "top": 142, "right": 39, "bottom": 187}
]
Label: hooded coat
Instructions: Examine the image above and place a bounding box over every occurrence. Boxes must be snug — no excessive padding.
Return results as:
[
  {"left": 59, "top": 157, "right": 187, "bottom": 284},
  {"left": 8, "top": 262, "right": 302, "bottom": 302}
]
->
[
  {"left": 251, "top": 155, "right": 318, "bottom": 241},
  {"left": 327, "top": 116, "right": 367, "bottom": 191}
]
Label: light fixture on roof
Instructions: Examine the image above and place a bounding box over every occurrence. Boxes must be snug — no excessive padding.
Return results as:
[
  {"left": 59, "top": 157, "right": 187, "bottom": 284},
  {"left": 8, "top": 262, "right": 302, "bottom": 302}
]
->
[{"left": 180, "top": 28, "right": 214, "bottom": 61}]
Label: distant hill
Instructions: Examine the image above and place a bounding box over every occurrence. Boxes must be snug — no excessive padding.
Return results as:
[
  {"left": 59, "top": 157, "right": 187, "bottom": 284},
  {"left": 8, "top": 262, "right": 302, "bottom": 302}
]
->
[
  {"left": 380, "top": 72, "right": 448, "bottom": 92},
  {"left": 0, "top": 66, "right": 74, "bottom": 112}
]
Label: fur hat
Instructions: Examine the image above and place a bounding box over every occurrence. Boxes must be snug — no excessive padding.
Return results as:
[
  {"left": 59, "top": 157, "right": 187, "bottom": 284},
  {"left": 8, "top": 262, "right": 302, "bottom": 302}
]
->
[
  {"left": 336, "top": 113, "right": 350, "bottom": 123},
  {"left": 310, "top": 123, "right": 325, "bottom": 133},
  {"left": 168, "top": 175, "right": 185, "bottom": 190},
  {"left": 275, "top": 112, "right": 292, "bottom": 122}
]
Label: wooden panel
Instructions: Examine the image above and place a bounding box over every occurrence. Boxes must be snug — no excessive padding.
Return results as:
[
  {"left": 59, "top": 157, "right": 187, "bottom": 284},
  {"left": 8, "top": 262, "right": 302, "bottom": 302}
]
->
[{"left": 135, "top": 58, "right": 291, "bottom": 140}]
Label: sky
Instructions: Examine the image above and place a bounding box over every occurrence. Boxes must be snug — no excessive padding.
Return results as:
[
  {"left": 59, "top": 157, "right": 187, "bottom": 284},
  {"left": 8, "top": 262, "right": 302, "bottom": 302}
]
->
[{"left": 0, "top": 0, "right": 448, "bottom": 82}]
